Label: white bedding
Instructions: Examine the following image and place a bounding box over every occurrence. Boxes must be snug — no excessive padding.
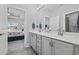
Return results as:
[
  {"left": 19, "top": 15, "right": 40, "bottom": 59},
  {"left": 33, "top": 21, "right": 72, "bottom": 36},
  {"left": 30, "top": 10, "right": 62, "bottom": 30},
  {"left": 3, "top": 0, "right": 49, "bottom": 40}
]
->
[{"left": 8, "top": 29, "right": 24, "bottom": 37}]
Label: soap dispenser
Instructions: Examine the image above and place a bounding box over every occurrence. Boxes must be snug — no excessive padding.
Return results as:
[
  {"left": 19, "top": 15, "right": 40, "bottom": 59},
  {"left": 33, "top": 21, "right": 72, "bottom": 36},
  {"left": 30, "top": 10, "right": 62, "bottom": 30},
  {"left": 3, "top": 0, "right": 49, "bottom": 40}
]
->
[
  {"left": 32, "top": 22, "right": 35, "bottom": 30},
  {"left": 39, "top": 22, "right": 42, "bottom": 32}
]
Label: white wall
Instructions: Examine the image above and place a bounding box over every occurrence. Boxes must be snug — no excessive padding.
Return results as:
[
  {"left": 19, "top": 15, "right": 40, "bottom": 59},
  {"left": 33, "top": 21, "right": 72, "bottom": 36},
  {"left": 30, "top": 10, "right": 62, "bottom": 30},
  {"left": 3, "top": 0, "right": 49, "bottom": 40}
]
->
[
  {"left": 49, "top": 4, "right": 79, "bottom": 32},
  {"left": 50, "top": 4, "right": 79, "bottom": 17},
  {"left": 0, "top": 5, "right": 8, "bottom": 54}
]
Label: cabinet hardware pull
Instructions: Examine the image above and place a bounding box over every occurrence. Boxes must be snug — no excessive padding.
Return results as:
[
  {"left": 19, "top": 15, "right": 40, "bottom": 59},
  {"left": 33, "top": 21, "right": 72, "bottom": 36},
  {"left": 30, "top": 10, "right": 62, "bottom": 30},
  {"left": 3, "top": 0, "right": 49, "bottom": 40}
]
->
[
  {"left": 51, "top": 42, "right": 53, "bottom": 47},
  {"left": 49, "top": 42, "right": 51, "bottom": 46},
  {"left": 49, "top": 41, "right": 53, "bottom": 47}
]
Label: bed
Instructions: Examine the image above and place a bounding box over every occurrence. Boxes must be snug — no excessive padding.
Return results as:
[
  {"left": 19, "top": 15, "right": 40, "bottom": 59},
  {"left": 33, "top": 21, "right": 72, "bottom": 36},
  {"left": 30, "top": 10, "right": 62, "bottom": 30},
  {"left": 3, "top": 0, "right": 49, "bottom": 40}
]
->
[{"left": 8, "top": 29, "right": 24, "bottom": 42}]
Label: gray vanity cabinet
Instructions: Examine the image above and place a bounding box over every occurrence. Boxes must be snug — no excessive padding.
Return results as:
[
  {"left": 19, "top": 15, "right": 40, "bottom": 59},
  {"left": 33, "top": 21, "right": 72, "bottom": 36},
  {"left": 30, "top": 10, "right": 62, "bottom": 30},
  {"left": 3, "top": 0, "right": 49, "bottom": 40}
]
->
[
  {"left": 42, "top": 36, "right": 74, "bottom": 55},
  {"left": 30, "top": 33, "right": 37, "bottom": 51},
  {"left": 29, "top": 32, "right": 79, "bottom": 55},
  {"left": 54, "top": 40, "right": 74, "bottom": 55},
  {"left": 74, "top": 45, "right": 79, "bottom": 55},
  {"left": 36, "top": 35, "right": 42, "bottom": 54},
  {"left": 42, "top": 36, "right": 52, "bottom": 55}
]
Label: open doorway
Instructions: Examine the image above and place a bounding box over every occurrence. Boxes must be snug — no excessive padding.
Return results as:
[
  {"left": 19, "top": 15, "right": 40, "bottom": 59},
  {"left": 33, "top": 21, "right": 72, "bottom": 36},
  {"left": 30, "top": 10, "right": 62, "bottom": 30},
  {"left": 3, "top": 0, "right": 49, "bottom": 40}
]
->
[{"left": 7, "top": 6, "right": 25, "bottom": 54}]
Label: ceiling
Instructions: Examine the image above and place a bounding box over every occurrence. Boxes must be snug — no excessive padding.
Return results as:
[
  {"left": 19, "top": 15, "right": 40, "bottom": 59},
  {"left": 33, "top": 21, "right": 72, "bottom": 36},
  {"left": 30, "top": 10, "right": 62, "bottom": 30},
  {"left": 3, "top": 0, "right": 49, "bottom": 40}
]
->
[
  {"left": 38, "top": 4, "right": 63, "bottom": 15},
  {"left": 8, "top": 4, "right": 63, "bottom": 16}
]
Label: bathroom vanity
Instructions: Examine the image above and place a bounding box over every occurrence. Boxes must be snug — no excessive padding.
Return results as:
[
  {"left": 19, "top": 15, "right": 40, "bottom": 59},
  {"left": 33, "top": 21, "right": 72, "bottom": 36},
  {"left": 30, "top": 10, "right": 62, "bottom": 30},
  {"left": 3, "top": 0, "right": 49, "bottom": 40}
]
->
[
  {"left": 29, "top": 10, "right": 79, "bottom": 55},
  {"left": 29, "top": 30, "right": 79, "bottom": 55}
]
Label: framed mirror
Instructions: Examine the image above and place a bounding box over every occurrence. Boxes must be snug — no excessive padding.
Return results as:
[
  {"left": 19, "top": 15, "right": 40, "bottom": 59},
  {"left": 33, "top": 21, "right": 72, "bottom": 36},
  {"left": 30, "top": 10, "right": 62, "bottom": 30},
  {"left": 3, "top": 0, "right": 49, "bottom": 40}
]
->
[{"left": 65, "top": 11, "right": 79, "bottom": 33}]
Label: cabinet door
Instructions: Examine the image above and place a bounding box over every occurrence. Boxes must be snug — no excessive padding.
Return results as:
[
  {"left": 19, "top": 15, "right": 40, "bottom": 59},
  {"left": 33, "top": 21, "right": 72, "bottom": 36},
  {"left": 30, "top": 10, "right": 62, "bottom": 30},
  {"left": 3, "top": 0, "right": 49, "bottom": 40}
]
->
[
  {"left": 32, "top": 34, "right": 37, "bottom": 51},
  {"left": 42, "top": 36, "right": 52, "bottom": 55},
  {"left": 29, "top": 33, "right": 32, "bottom": 46},
  {"left": 54, "top": 40, "right": 74, "bottom": 55},
  {"left": 51, "top": 40, "right": 55, "bottom": 55},
  {"left": 36, "top": 35, "right": 42, "bottom": 55},
  {"left": 30, "top": 33, "right": 33, "bottom": 47},
  {"left": 30, "top": 33, "right": 37, "bottom": 51},
  {"left": 74, "top": 45, "right": 79, "bottom": 55}
]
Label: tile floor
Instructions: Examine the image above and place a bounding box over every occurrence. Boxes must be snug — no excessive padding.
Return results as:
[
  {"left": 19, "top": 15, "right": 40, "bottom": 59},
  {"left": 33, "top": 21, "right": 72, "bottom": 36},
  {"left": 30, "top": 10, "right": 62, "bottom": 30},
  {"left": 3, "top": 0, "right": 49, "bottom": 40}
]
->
[{"left": 7, "top": 40, "right": 36, "bottom": 55}]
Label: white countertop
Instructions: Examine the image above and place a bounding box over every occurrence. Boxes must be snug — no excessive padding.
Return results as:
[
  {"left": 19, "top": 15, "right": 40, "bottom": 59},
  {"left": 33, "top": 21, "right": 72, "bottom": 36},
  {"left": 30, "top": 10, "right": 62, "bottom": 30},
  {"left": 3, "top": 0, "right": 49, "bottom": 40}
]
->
[{"left": 29, "top": 30, "right": 79, "bottom": 45}]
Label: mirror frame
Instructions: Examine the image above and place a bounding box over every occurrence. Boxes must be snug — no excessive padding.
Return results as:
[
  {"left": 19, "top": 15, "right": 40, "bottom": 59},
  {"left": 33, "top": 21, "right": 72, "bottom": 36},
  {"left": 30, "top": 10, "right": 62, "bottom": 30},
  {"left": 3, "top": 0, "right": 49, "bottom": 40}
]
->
[{"left": 64, "top": 10, "right": 79, "bottom": 36}]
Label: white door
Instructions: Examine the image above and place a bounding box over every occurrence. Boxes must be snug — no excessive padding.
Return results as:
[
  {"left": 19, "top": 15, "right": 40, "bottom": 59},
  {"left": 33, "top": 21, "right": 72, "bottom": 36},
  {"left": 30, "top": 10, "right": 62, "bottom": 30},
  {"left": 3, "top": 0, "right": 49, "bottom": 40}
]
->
[
  {"left": 0, "top": 34, "right": 8, "bottom": 55},
  {"left": 0, "top": 5, "right": 8, "bottom": 55},
  {"left": 42, "top": 36, "right": 51, "bottom": 55},
  {"left": 54, "top": 40, "right": 74, "bottom": 55}
]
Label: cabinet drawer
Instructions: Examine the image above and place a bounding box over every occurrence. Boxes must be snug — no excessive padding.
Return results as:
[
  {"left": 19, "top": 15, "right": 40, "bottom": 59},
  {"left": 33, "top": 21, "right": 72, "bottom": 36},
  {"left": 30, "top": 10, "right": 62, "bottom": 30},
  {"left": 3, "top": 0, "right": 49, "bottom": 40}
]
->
[
  {"left": 37, "top": 40, "right": 41, "bottom": 44},
  {"left": 31, "top": 33, "right": 36, "bottom": 37},
  {"left": 42, "top": 36, "right": 52, "bottom": 55},
  {"left": 37, "top": 35, "right": 41, "bottom": 40},
  {"left": 37, "top": 46, "right": 42, "bottom": 54},
  {"left": 30, "top": 33, "right": 37, "bottom": 51},
  {"left": 38, "top": 50, "right": 42, "bottom": 55},
  {"left": 37, "top": 44, "right": 41, "bottom": 48}
]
